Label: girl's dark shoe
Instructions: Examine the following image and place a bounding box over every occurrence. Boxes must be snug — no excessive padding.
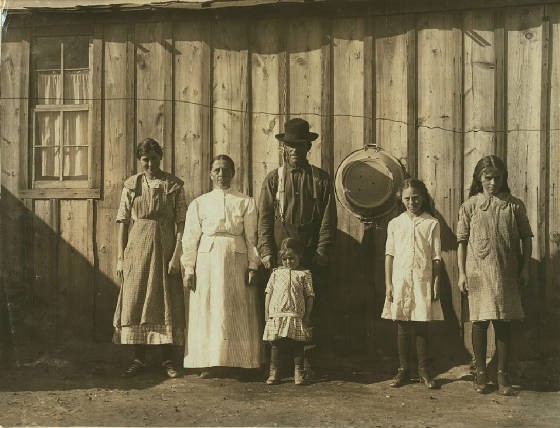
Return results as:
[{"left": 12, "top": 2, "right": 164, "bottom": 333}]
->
[
  {"left": 473, "top": 370, "right": 488, "bottom": 393},
  {"left": 162, "top": 360, "right": 179, "bottom": 379},
  {"left": 418, "top": 368, "right": 437, "bottom": 389},
  {"left": 497, "top": 371, "right": 515, "bottom": 396},
  {"left": 389, "top": 368, "right": 409, "bottom": 388},
  {"left": 121, "top": 359, "right": 146, "bottom": 378}
]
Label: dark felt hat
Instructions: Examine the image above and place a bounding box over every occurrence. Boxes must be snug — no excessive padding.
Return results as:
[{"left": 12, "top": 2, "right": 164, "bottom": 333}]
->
[{"left": 275, "top": 118, "right": 319, "bottom": 144}]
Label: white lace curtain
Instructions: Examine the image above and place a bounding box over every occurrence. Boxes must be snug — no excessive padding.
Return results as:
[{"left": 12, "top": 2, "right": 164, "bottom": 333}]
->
[{"left": 35, "top": 70, "right": 89, "bottom": 179}]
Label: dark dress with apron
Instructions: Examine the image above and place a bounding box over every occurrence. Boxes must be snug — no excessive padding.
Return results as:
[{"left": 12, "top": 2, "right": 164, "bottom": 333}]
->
[{"left": 113, "top": 172, "right": 187, "bottom": 345}]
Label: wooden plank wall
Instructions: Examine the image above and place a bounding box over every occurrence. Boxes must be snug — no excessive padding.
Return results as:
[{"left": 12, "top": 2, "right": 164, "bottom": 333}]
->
[
  {"left": 548, "top": 5, "right": 560, "bottom": 344},
  {"left": 0, "top": 27, "right": 31, "bottom": 346},
  {"left": 1, "top": 4, "right": 560, "bottom": 358}
]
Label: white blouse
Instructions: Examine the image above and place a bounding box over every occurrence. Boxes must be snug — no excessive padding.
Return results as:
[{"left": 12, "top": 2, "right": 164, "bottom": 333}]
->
[{"left": 181, "top": 188, "right": 260, "bottom": 275}]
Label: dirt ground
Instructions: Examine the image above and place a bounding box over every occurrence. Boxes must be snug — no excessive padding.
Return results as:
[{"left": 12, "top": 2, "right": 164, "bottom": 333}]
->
[{"left": 1, "top": 344, "right": 560, "bottom": 427}]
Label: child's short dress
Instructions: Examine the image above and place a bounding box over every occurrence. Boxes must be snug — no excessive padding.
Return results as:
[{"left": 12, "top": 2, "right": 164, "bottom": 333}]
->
[
  {"left": 457, "top": 193, "right": 533, "bottom": 321},
  {"left": 263, "top": 267, "right": 314, "bottom": 342},
  {"left": 381, "top": 212, "right": 444, "bottom": 321}
]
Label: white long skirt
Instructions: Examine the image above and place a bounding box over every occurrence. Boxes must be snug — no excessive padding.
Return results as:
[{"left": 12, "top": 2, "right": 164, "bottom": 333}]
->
[{"left": 184, "top": 236, "right": 262, "bottom": 368}]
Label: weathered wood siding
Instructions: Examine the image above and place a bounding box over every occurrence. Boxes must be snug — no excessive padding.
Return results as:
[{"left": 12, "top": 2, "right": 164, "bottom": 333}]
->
[{"left": 1, "top": 4, "right": 560, "bottom": 358}]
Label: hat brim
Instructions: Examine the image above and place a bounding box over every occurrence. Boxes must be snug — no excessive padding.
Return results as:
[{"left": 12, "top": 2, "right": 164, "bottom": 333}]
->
[{"left": 275, "top": 132, "right": 319, "bottom": 143}]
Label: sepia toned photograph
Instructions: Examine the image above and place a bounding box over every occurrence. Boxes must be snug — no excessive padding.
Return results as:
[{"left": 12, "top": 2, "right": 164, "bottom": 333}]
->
[{"left": 1, "top": 0, "right": 559, "bottom": 426}]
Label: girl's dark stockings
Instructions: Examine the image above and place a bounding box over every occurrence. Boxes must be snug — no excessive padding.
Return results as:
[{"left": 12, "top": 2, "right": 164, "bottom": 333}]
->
[
  {"left": 472, "top": 320, "right": 511, "bottom": 372},
  {"left": 133, "top": 344, "right": 174, "bottom": 363},
  {"left": 270, "top": 339, "right": 304, "bottom": 368},
  {"left": 397, "top": 321, "right": 429, "bottom": 371}
]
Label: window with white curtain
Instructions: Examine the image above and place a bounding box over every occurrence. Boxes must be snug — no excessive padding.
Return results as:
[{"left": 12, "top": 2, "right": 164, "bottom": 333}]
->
[{"left": 31, "top": 36, "right": 91, "bottom": 187}]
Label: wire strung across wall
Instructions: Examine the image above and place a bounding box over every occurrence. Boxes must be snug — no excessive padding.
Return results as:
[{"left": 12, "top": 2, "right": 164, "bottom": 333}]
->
[{"left": 3, "top": 95, "right": 556, "bottom": 134}]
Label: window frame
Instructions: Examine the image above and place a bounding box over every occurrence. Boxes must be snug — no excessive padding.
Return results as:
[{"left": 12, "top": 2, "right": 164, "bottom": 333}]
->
[{"left": 20, "top": 25, "right": 102, "bottom": 199}]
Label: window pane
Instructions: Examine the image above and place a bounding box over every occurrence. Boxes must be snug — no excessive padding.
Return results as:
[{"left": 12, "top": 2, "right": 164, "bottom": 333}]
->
[
  {"left": 64, "top": 70, "right": 89, "bottom": 104},
  {"left": 63, "top": 37, "right": 89, "bottom": 69},
  {"left": 63, "top": 111, "right": 88, "bottom": 146},
  {"left": 63, "top": 147, "right": 88, "bottom": 179},
  {"left": 37, "top": 71, "right": 62, "bottom": 105},
  {"left": 36, "top": 111, "right": 61, "bottom": 147},
  {"left": 33, "top": 37, "right": 61, "bottom": 70},
  {"left": 35, "top": 111, "right": 61, "bottom": 180},
  {"left": 34, "top": 147, "right": 60, "bottom": 180}
]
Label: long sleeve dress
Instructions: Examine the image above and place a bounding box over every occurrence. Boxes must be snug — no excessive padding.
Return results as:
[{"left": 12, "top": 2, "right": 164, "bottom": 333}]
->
[
  {"left": 457, "top": 193, "right": 533, "bottom": 321},
  {"left": 113, "top": 172, "right": 187, "bottom": 345},
  {"left": 181, "top": 188, "right": 262, "bottom": 368}
]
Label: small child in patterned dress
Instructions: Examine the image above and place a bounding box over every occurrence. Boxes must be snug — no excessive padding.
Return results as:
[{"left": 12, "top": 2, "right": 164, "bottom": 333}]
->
[{"left": 263, "top": 238, "right": 314, "bottom": 385}]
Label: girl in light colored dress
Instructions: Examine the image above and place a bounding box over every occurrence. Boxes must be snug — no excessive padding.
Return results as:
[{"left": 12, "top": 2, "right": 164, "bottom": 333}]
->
[
  {"left": 263, "top": 238, "right": 314, "bottom": 385},
  {"left": 382, "top": 178, "right": 443, "bottom": 389},
  {"left": 457, "top": 155, "right": 532, "bottom": 396}
]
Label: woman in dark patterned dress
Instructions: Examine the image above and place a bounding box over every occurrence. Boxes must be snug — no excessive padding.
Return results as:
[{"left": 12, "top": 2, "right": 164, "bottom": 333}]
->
[{"left": 113, "top": 138, "right": 187, "bottom": 378}]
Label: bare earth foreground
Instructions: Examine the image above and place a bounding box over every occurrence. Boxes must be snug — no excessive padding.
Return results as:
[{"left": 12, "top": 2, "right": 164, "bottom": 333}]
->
[{"left": 1, "top": 346, "right": 560, "bottom": 427}]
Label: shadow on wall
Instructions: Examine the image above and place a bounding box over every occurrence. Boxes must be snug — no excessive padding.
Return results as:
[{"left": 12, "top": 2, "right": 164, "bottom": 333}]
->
[{"left": 0, "top": 187, "right": 170, "bottom": 391}]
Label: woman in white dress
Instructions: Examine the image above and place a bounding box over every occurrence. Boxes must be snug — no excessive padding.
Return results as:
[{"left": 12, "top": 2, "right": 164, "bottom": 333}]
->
[{"left": 181, "top": 154, "right": 261, "bottom": 377}]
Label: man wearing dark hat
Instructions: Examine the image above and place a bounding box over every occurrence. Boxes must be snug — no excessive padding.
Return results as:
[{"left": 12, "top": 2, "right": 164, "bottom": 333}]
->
[{"left": 257, "top": 118, "right": 337, "bottom": 381}]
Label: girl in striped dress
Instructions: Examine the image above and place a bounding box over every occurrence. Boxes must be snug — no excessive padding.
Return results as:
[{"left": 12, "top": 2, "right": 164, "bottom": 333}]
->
[
  {"left": 457, "top": 155, "right": 533, "bottom": 395},
  {"left": 263, "top": 238, "right": 314, "bottom": 385}
]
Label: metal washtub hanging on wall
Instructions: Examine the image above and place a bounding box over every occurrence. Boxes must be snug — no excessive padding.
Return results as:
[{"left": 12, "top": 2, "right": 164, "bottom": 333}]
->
[{"left": 334, "top": 142, "right": 406, "bottom": 224}]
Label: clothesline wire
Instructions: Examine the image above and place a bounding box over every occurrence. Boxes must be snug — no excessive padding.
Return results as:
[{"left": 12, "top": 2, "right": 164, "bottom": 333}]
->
[{"left": 2, "top": 96, "right": 557, "bottom": 134}]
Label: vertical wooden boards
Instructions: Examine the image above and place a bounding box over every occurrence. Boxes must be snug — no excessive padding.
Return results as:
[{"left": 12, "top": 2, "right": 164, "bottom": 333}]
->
[
  {"left": 32, "top": 200, "right": 58, "bottom": 343},
  {"left": 250, "top": 19, "right": 281, "bottom": 201},
  {"left": 95, "top": 23, "right": 134, "bottom": 341},
  {"left": 58, "top": 201, "right": 93, "bottom": 341},
  {"left": 0, "top": 28, "right": 23, "bottom": 228},
  {"left": 88, "top": 25, "right": 103, "bottom": 190},
  {"left": 135, "top": 22, "right": 173, "bottom": 172},
  {"left": 548, "top": 5, "right": 560, "bottom": 315},
  {"left": 0, "top": 29, "right": 27, "bottom": 345},
  {"left": 212, "top": 20, "right": 250, "bottom": 194},
  {"left": 417, "top": 13, "right": 464, "bottom": 357},
  {"left": 174, "top": 21, "right": 211, "bottom": 199},
  {"left": 103, "top": 24, "right": 134, "bottom": 207},
  {"left": 506, "top": 6, "right": 543, "bottom": 261},
  {"left": 332, "top": 17, "right": 367, "bottom": 352},
  {"left": 287, "top": 18, "right": 327, "bottom": 169},
  {"left": 375, "top": 15, "right": 415, "bottom": 168},
  {"left": 463, "top": 11, "right": 499, "bottom": 198}
]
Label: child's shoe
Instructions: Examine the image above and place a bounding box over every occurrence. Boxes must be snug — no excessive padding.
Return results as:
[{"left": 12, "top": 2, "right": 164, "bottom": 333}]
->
[
  {"left": 162, "top": 360, "right": 179, "bottom": 379},
  {"left": 418, "top": 368, "right": 437, "bottom": 389},
  {"left": 389, "top": 368, "right": 409, "bottom": 388},
  {"left": 294, "top": 364, "right": 306, "bottom": 385},
  {"left": 473, "top": 369, "right": 488, "bottom": 393},
  {"left": 265, "top": 365, "right": 280, "bottom": 385},
  {"left": 121, "top": 359, "right": 146, "bottom": 378},
  {"left": 497, "top": 370, "right": 515, "bottom": 396}
]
